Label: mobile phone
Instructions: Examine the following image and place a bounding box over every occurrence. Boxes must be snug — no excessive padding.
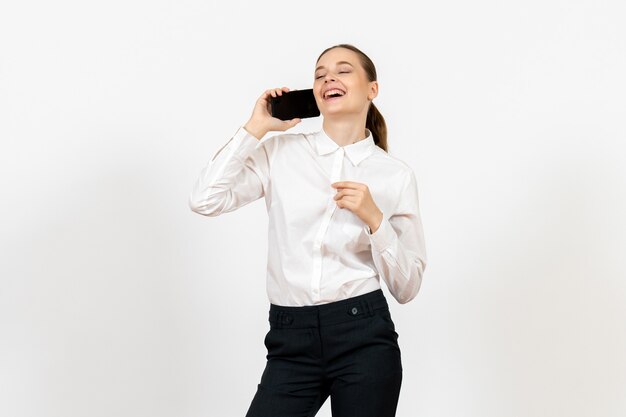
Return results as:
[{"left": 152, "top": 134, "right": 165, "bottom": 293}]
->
[{"left": 270, "top": 88, "right": 320, "bottom": 120}]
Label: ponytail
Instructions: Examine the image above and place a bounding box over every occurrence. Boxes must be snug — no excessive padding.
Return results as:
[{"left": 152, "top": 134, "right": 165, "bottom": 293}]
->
[{"left": 366, "top": 101, "right": 388, "bottom": 152}]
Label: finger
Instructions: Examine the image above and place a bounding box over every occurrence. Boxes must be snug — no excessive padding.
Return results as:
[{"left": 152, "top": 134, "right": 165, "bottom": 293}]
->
[
  {"left": 336, "top": 197, "right": 356, "bottom": 209},
  {"left": 335, "top": 188, "right": 358, "bottom": 198},
  {"left": 337, "top": 195, "right": 357, "bottom": 205},
  {"left": 285, "top": 118, "right": 301, "bottom": 127},
  {"left": 331, "top": 181, "right": 356, "bottom": 189},
  {"left": 264, "top": 89, "right": 275, "bottom": 101}
]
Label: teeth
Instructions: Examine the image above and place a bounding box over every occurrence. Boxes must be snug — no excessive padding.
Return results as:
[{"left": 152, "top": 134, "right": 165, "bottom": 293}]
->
[{"left": 324, "top": 89, "right": 345, "bottom": 99}]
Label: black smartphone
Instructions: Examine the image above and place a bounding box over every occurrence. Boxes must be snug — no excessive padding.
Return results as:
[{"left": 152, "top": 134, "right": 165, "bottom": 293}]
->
[{"left": 270, "top": 88, "right": 320, "bottom": 120}]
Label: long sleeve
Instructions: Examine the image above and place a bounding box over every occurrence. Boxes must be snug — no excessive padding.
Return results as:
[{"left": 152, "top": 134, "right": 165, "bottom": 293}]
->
[
  {"left": 189, "top": 125, "right": 272, "bottom": 216},
  {"left": 365, "top": 169, "right": 427, "bottom": 304}
]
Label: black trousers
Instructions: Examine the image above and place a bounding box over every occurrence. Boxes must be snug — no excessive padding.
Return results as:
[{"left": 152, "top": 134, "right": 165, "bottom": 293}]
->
[{"left": 245, "top": 288, "right": 403, "bottom": 417}]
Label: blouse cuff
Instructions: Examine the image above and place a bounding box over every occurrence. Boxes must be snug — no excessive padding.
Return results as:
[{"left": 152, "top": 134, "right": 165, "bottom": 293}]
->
[
  {"left": 231, "top": 126, "right": 263, "bottom": 159},
  {"left": 365, "top": 215, "right": 395, "bottom": 252}
]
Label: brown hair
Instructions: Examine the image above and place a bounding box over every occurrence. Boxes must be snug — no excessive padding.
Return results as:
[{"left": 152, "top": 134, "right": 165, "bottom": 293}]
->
[{"left": 316, "top": 44, "right": 388, "bottom": 152}]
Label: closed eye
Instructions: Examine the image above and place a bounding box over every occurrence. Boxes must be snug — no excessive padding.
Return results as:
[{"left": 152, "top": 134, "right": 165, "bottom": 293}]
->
[{"left": 315, "top": 71, "right": 350, "bottom": 79}]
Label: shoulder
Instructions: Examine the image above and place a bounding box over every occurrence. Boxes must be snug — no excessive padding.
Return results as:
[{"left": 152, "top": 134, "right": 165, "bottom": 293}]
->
[
  {"left": 257, "top": 130, "right": 319, "bottom": 157},
  {"left": 248, "top": 132, "right": 296, "bottom": 159},
  {"left": 368, "top": 145, "right": 415, "bottom": 181},
  {"left": 257, "top": 130, "right": 312, "bottom": 148}
]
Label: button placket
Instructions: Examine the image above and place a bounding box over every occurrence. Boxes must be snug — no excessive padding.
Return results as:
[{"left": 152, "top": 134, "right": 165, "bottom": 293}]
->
[
  {"left": 310, "top": 147, "right": 345, "bottom": 303},
  {"left": 330, "top": 147, "right": 344, "bottom": 183}
]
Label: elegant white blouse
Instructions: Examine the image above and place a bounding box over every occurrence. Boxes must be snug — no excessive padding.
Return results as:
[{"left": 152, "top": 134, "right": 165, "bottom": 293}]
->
[{"left": 189, "top": 125, "right": 427, "bottom": 306}]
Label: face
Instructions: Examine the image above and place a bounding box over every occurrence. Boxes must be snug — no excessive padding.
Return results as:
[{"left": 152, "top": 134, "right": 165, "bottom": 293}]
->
[{"left": 313, "top": 48, "right": 378, "bottom": 118}]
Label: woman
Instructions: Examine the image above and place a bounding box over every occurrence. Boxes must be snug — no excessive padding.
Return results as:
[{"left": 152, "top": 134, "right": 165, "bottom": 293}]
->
[{"left": 189, "top": 43, "right": 427, "bottom": 417}]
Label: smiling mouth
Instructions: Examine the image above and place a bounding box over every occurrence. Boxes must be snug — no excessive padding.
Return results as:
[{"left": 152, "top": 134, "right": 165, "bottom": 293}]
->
[{"left": 323, "top": 90, "right": 346, "bottom": 101}]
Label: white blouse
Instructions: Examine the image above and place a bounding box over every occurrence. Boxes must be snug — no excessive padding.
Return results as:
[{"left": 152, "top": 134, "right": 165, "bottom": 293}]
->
[{"left": 189, "top": 125, "right": 427, "bottom": 306}]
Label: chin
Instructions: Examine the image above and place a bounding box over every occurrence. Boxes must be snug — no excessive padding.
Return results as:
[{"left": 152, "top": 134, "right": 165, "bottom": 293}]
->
[
  {"left": 321, "top": 109, "right": 345, "bottom": 118},
  {"left": 321, "top": 104, "right": 355, "bottom": 116}
]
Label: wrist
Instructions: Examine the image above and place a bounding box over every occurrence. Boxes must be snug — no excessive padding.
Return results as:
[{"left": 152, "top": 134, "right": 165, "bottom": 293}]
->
[
  {"left": 243, "top": 120, "right": 268, "bottom": 141},
  {"left": 368, "top": 210, "right": 384, "bottom": 234}
]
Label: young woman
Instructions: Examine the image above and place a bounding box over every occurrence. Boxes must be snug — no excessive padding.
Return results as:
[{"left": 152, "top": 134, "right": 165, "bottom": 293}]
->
[{"left": 189, "top": 43, "right": 427, "bottom": 417}]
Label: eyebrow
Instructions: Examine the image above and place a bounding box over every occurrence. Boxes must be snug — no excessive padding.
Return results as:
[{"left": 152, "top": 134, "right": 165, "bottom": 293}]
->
[{"left": 315, "top": 61, "right": 354, "bottom": 72}]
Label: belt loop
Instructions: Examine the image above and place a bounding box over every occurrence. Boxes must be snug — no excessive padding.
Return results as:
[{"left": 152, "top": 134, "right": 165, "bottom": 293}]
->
[
  {"left": 365, "top": 299, "right": 374, "bottom": 317},
  {"left": 277, "top": 311, "right": 283, "bottom": 329}
]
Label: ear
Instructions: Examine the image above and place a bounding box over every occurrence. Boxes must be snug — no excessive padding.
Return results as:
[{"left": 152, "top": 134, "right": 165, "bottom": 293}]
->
[{"left": 368, "top": 80, "right": 379, "bottom": 101}]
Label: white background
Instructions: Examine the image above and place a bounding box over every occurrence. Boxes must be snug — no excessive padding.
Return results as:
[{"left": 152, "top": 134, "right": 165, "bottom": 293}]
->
[{"left": 1, "top": 1, "right": 625, "bottom": 416}]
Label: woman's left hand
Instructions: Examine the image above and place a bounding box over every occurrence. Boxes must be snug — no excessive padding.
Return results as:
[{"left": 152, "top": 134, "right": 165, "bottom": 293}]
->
[{"left": 331, "top": 181, "right": 383, "bottom": 233}]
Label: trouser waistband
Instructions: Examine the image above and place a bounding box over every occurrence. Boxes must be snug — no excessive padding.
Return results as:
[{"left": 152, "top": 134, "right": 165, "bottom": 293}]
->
[{"left": 268, "top": 289, "right": 389, "bottom": 329}]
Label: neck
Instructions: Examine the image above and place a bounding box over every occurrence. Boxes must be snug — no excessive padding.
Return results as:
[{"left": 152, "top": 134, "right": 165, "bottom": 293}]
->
[{"left": 322, "top": 117, "right": 368, "bottom": 147}]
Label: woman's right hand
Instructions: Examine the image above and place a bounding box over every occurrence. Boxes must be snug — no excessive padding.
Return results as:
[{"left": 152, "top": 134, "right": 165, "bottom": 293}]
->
[{"left": 244, "top": 87, "right": 302, "bottom": 140}]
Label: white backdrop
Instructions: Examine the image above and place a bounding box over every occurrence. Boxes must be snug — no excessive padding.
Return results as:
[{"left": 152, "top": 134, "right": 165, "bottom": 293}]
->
[{"left": 1, "top": 1, "right": 625, "bottom": 416}]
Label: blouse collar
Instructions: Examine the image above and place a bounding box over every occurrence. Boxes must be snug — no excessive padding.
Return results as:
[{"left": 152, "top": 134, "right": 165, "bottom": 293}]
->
[
  {"left": 314, "top": 127, "right": 375, "bottom": 166},
  {"left": 253, "top": 126, "right": 376, "bottom": 166}
]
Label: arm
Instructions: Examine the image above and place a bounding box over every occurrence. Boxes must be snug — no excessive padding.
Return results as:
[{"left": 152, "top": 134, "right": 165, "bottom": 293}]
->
[
  {"left": 188, "top": 125, "right": 272, "bottom": 216},
  {"left": 365, "top": 170, "right": 428, "bottom": 304}
]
